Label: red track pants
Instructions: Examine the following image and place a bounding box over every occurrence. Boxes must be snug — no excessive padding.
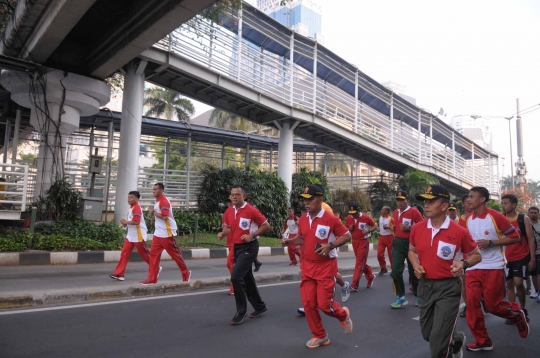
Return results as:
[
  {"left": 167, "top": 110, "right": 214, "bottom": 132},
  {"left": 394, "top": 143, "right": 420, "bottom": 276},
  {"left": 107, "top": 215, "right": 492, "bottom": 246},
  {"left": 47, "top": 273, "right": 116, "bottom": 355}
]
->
[
  {"left": 465, "top": 269, "right": 521, "bottom": 345},
  {"left": 377, "top": 235, "right": 393, "bottom": 270},
  {"left": 352, "top": 239, "right": 374, "bottom": 289},
  {"left": 300, "top": 259, "right": 348, "bottom": 338},
  {"left": 287, "top": 234, "right": 300, "bottom": 264},
  {"left": 113, "top": 239, "right": 150, "bottom": 276},
  {"left": 146, "top": 236, "right": 189, "bottom": 282}
]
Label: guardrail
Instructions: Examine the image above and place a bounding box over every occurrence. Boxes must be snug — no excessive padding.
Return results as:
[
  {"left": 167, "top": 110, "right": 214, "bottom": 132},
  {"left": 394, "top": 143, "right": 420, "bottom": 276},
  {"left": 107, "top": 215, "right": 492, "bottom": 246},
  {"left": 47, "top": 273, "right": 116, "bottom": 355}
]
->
[{"left": 0, "top": 163, "right": 29, "bottom": 217}]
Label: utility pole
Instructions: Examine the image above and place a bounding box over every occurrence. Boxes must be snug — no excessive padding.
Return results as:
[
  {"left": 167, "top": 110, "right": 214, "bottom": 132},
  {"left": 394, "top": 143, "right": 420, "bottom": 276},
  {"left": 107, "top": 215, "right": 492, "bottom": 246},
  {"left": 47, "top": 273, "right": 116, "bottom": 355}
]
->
[{"left": 515, "top": 98, "right": 527, "bottom": 192}]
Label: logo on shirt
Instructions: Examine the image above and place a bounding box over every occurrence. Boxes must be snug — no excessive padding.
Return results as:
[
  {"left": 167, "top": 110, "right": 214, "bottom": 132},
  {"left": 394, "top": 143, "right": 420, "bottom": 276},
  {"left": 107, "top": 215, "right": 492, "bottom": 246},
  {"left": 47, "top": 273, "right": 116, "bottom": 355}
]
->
[
  {"left": 484, "top": 230, "right": 489, "bottom": 236},
  {"left": 440, "top": 246, "right": 452, "bottom": 258},
  {"left": 315, "top": 224, "right": 330, "bottom": 240},
  {"left": 239, "top": 218, "right": 251, "bottom": 231},
  {"left": 359, "top": 223, "right": 366, "bottom": 230},
  {"left": 403, "top": 218, "right": 412, "bottom": 226},
  {"left": 319, "top": 227, "right": 327, "bottom": 237}
]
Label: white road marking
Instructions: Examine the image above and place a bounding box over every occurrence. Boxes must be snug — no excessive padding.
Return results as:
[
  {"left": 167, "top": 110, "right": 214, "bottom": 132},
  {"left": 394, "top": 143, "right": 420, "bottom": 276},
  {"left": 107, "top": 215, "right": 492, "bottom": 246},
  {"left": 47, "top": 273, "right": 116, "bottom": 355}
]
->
[{"left": 412, "top": 302, "right": 465, "bottom": 320}]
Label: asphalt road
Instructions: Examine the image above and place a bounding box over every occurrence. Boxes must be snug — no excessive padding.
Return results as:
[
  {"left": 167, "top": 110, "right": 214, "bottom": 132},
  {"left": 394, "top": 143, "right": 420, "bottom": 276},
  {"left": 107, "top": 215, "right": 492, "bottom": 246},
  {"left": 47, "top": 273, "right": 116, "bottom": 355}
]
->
[{"left": 0, "top": 272, "right": 538, "bottom": 358}]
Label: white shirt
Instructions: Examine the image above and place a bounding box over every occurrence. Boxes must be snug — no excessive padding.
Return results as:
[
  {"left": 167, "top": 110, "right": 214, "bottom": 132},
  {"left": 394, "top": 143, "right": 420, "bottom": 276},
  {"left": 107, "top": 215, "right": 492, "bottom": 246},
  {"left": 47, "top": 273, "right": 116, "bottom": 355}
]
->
[
  {"left": 126, "top": 203, "right": 148, "bottom": 242},
  {"left": 154, "top": 195, "right": 178, "bottom": 238}
]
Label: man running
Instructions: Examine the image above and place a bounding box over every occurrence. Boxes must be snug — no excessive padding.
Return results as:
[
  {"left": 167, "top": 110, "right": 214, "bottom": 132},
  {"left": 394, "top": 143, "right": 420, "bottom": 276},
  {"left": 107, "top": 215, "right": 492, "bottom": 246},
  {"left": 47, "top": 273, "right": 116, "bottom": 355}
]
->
[
  {"left": 501, "top": 194, "right": 536, "bottom": 323},
  {"left": 284, "top": 184, "right": 353, "bottom": 348},
  {"left": 218, "top": 186, "right": 270, "bottom": 325},
  {"left": 465, "top": 187, "right": 529, "bottom": 352},
  {"left": 140, "top": 183, "right": 191, "bottom": 285},
  {"left": 377, "top": 206, "right": 394, "bottom": 276},
  {"left": 346, "top": 203, "right": 377, "bottom": 290},
  {"left": 391, "top": 190, "right": 423, "bottom": 308},
  {"left": 282, "top": 207, "right": 300, "bottom": 266},
  {"left": 110, "top": 191, "right": 153, "bottom": 281},
  {"left": 410, "top": 184, "right": 481, "bottom": 358},
  {"left": 527, "top": 206, "right": 540, "bottom": 301},
  {"left": 448, "top": 203, "right": 459, "bottom": 222}
]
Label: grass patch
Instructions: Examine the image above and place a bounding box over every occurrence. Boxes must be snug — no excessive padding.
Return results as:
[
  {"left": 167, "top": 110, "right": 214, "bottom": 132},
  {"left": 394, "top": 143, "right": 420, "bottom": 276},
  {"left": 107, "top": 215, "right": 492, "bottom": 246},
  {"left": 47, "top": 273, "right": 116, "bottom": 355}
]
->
[{"left": 173, "top": 232, "right": 281, "bottom": 248}]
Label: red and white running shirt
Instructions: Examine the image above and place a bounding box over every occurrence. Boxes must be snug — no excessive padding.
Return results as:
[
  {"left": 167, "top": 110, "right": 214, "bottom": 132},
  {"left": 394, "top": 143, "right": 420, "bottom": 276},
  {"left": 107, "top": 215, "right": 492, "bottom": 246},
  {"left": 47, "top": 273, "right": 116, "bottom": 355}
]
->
[
  {"left": 126, "top": 203, "right": 148, "bottom": 242},
  {"left": 154, "top": 195, "right": 177, "bottom": 238}
]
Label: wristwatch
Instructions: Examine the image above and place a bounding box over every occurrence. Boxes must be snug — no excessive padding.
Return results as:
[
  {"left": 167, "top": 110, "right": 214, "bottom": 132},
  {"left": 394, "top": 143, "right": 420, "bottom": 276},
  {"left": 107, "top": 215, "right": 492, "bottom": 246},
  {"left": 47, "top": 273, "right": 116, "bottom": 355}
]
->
[
  {"left": 488, "top": 240, "right": 494, "bottom": 248},
  {"left": 461, "top": 259, "right": 470, "bottom": 271},
  {"left": 329, "top": 242, "right": 335, "bottom": 250}
]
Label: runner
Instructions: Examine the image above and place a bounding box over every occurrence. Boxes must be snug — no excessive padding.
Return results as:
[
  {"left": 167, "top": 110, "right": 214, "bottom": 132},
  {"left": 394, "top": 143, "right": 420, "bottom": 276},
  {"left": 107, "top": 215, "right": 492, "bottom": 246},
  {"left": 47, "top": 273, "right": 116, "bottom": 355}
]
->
[
  {"left": 282, "top": 207, "right": 300, "bottom": 266},
  {"left": 409, "top": 184, "right": 481, "bottom": 358},
  {"left": 140, "top": 183, "right": 191, "bottom": 285},
  {"left": 501, "top": 194, "right": 536, "bottom": 323},
  {"left": 391, "top": 190, "right": 423, "bottom": 308},
  {"left": 377, "top": 206, "right": 394, "bottom": 276},
  {"left": 527, "top": 206, "right": 540, "bottom": 301},
  {"left": 465, "top": 186, "right": 530, "bottom": 352},
  {"left": 110, "top": 191, "right": 154, "bottom": 281},
  {"left": 218, "top": 185, "right": 270, "bottom": 325},
  {"left": 458, "top": 194, "right": 473, "bottom": 318},
  {"left": 283, "top": 184, "right": 353, "bottom": 348},
  {"left": 346, "top": 203, "right": 377, "bottom": 291},
  {"left": 448, "top": 203, "right": 459, "bottom": 222}
]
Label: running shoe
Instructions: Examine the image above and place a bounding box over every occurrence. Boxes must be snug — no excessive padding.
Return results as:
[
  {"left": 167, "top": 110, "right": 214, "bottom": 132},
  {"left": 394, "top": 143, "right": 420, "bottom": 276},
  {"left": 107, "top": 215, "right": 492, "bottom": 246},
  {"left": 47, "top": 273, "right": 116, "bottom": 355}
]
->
[
  {"left": 298, "top": 307, "right": 305, "bottom": 315},
  {"left": 158, "top": 266, "right": 163, "bottom": 278},
  {"left": 515, "top": 309, "right": 530, "bottom": 338},
  {"left": 341, "top": 282, "right": 351, "bottom": 303},
  {"left": 366, "top": 276, "right": 375, "bottom": 288},
  {"left": 530, "top": 291, "right": 539, "bottom": 299},
  {"left": 230, "top": 312, "right": 248, "bottom": 325},
  {"left": 466, "top": 339, "right": 493, "bottom": 351},
  {"left": 183, "top": 270, "right": 192, "bottom": 282},
  {"left": 254, "top": 260, "right": 262, "bottom": 272},
  {"left": 460, "top": 305, "right": 466, "bottom": 317},
  {"left": 249, "top": 306, "right": 267, "bottom": 318},
  {"left": 306, "top": 335, "right": 330, "bottom": 348},
  {"left": 139, "top": 280, "right": 157, "bottom": 285},
  {"left": 391, "top": 296, "right": 408, "bottom": 309},
  {"left": 350, "top": 285, "right": 359, "bottom": 292},
  {"left": 109, "top": 274, "right": 124, "bottom": 281},
  {"left": 289, "top": 262, "right": 298, "bottom": 266},
  {"left": 340, "top": 307, "right": 353, "bottom": 335},
  {"left": 452, "top": 332, "right": 466, "bottom": 358},
  {"left": 379, "top": 268, "right": 388, "bottom": 276}
]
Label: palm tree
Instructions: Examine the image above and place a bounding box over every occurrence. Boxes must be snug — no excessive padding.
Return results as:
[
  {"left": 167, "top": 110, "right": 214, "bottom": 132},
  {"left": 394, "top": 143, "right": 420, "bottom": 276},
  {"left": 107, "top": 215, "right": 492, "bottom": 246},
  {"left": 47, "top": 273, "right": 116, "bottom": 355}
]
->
[
  {"left": 208, "top": 109, "right": 263, "bottom": 133},
  {"left": 398, "top": 168, "right": 439, "bottom": 204},
  {"left": 319, "top": 153, "right": 350, "bottom": 176},
  {"left": 500, "top": 175, "right": 518, "bottom": 192},
  {"left": 144, "top": 87, "right": 195, "bottom": 121},
  {"left": 527, "top": 180, "right": 540, "bottom": 206}
]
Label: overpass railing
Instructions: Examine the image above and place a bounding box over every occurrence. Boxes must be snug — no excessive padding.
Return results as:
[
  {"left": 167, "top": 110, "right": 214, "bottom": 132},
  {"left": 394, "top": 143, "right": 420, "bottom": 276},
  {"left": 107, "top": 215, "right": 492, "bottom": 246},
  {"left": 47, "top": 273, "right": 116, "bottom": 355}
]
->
[{"left": 0, "top": 163, "right": 29, "bottom": 218}]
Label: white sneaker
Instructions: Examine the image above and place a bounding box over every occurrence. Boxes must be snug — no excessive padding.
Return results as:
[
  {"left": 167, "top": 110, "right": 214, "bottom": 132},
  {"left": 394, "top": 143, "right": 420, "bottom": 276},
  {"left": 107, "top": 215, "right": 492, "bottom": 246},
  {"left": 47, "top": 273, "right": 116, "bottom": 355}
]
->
[
  {"left": 158, "top": 266, "right": 163, "bottom": 278},
  {"left": 530, "top": 291, "right": 539, "bottom": 299},
  {"left": 341, "top": 282, "right": 351, "bottom": 303}
]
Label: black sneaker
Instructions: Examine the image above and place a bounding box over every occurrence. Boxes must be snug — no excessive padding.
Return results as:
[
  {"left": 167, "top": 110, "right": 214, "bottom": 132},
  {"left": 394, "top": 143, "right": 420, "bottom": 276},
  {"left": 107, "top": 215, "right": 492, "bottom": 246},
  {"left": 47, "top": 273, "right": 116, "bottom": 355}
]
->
[
  {"left": 297, "top": 307, "right": 305, "bottom": 315},
  {"left": 249, "top": 306, "right": 267, "bottom": 318},
  {"left": 254, "top": 260, "right": 262, "bottom": 272},
  {"left": 109, "top": 274, "right": 124, "bottom": 281},
  {"left": 230, "top": 312, "right": 248, "bottom": 325},
  {"left": 460, "top": 305, "right": 466, "bottom": 318},
  {"left": 379, "top": 268, "right": 388, "bottom": 276}
]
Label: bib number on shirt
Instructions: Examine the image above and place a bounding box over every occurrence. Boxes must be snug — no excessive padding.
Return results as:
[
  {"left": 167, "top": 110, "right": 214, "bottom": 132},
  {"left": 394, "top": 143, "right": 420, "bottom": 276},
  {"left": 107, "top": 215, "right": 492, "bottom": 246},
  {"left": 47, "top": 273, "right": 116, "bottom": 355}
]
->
[
  {"left": 315, "top": 225, "right": 330, "bottom": 240},
  {"left": 239, "top": 218, "right": 251, "bottom": 231},
  {"left": 437, "top": 241, "right": 457, "bottom": 261}
]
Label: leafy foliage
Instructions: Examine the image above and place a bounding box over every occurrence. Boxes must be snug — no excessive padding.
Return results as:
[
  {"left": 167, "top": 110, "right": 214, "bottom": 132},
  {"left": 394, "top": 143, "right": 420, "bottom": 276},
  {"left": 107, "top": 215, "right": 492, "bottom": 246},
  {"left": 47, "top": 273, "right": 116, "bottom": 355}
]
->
[
  {"left": 367, "top": 180, "right": 396, "bottom": 215},
  {"left": 35, "top": 176, "right": 83, "bottom": 221},
  {"left": 0, "top": 230, "right": 32, "bottom": 252},
  {"left": 197, "top": 166, "right": 288, "bottom": 235},
  {"left": 144, "top": 87, "right": 195, "bottom": 121},
  {"left": 330, "top": 188, "right": 371, "bottom": 219},
  {"left": 397, "top": 168, "right": 439, "bottom": 205},
  {"left": 291, "top": 168, "right": 330, "bottom": 209}
]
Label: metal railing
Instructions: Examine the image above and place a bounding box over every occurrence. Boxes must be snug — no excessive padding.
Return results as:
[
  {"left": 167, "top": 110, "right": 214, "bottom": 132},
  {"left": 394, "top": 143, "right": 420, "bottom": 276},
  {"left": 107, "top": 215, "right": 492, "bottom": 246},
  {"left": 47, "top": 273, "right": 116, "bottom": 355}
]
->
[
  {"left": 152, "top": 6, "right": 498, "bottom": 195},
  {"left": 0, "top": 163, "right": 29, "bottom": 212}
]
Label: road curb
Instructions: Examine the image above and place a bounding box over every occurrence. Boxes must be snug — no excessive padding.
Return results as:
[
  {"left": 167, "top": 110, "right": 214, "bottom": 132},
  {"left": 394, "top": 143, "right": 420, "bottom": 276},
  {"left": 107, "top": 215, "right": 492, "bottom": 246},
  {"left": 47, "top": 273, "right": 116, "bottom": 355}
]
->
[
  {"left": 0, "top": 244, "right": 374, "bottom": 266},
  {"left": 0, "top": 264, "right": 380, "bottom": 309}
]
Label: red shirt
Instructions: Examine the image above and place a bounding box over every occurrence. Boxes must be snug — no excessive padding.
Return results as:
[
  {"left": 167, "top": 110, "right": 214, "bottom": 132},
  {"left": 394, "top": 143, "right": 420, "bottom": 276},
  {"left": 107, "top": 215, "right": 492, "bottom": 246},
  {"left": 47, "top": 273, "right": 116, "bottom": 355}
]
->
[
  {"left": 298, "top": 209, "right": 349, "bottom": 262},
  {"left": 393, "top": 206, "right": 424, "bottom": 239},
  {"left": 222, "top": 202, "right": 268, "bottom": 245},
  {"left": 410, "top": 217, "right": 478, "bottom": 279},
  {"left": 458, "top": 215, "right": 467, "bottom": 228},
  {"left": 346, "top": 214, "right": 376, "bottom": 240},
  {"left": 506, "top": 218, "right": 530, "bottom": 262}
]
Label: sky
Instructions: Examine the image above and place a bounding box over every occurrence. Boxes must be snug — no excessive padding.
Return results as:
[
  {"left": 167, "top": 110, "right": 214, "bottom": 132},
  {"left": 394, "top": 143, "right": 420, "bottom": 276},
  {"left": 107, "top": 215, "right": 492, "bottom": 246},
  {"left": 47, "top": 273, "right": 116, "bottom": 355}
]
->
[{"left": 193, "top": 0, "right": 540, "bottom": 180}]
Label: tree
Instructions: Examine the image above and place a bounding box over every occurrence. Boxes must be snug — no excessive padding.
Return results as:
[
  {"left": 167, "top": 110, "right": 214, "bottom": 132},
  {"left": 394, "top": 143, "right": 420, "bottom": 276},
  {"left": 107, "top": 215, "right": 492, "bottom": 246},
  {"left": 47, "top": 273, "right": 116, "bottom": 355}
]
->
[
  {"left": 367, "top": 179, "right": 396, "bottom": 215},
  {"left": 144, "top": 87, "right": 195, "bottom": 121},
  {"left": 397, "top": 168, "right": 439, "bottom": 205},
  {"left": 500, "top": 175, "right": 518, "bottom": 192},
  {"left": 526, "top": 180, "right": 540, "bottom": 206},
  {"left": 290, "top": 168, "right": 330, "bottom": 210},
  {"left": 208, "top": 109, "right": 264, "bottom": 133},
  {"left": 319, "top": 153, "right": 350, "bottom": 176}
]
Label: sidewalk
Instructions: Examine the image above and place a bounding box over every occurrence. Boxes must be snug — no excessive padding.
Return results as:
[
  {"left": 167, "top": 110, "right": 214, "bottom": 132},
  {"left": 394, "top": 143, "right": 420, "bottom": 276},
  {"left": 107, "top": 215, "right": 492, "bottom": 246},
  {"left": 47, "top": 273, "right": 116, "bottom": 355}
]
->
[{"left": 0, "top": 251, "right": 384, "bottom": 309}]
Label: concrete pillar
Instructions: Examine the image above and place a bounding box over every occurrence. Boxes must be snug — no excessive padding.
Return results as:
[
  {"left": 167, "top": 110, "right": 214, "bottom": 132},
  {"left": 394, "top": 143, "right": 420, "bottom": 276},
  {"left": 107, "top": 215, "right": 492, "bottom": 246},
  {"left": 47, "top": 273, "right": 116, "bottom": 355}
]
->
[
  {"left": 115, "top": 62, "right": 145, "bottom": 223},
  {"left": 1, "top": 69, "right": 110, "bottom": 198},
  {"left": 277, "top": 121, "right": 294, "bottom": 194}
]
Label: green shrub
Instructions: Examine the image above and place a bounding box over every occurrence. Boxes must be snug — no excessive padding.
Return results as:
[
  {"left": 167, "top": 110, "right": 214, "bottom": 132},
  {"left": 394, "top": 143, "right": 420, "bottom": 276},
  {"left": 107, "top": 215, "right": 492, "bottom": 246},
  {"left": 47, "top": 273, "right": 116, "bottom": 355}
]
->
[
  {"left": 0, "top": 231, "right": 32, "bottom": 252},
  {"left": 34, "top": 175, "right": 83, "bottom": 221},
  {"left": 33, "top": 234, "right": 108, "bottom": 251},
  {"left": 291, "top": 168, "right": 330, "bottom": 210}
]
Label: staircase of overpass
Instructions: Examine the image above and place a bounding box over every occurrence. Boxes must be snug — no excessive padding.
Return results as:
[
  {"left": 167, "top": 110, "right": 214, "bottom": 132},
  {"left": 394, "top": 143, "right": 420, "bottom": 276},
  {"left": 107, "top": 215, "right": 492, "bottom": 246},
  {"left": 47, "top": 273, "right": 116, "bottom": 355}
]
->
[{"left": 139, "top": 2, "right": 499, "bottom": 198}]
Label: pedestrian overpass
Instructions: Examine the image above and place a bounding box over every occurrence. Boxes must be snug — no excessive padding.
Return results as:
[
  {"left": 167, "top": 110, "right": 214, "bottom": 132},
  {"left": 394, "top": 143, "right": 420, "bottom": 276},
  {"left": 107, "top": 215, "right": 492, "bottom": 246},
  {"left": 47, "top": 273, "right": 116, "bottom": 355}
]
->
[{"left": 139, "top": 2, "right": 499, "bottom": 198}]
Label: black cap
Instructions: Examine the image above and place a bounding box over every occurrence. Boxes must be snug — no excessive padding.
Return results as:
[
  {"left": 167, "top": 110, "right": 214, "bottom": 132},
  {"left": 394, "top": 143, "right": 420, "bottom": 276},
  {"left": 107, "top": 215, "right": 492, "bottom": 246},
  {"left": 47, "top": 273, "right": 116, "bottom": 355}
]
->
[
  {"left": 416, "top": 184, "right": 450, "bottom": 201},
  {"left": 448, "top": 203, "right": 457, "bottom": 211},
  {"left": 349, "top": 203, "right": 359, "bottom": 214},
  {"left": 299, "top": 184, "right": 324, "bottom": 199},
  {"left": 396, "top": 189, "right": 408, "bottom": 199}
]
